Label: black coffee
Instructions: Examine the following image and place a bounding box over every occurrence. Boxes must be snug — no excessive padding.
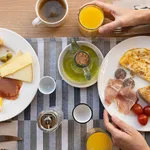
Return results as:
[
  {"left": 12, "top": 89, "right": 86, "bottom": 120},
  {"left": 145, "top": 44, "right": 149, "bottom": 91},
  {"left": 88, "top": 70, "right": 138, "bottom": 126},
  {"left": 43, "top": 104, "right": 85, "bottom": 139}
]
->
[{"left": 39, "top": 0, "right": 66, "bottom": 22}]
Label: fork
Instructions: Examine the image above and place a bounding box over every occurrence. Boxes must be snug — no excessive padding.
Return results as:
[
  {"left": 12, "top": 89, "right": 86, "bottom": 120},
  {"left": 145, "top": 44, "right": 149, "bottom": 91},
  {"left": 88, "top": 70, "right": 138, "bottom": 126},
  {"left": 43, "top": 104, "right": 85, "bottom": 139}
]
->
[{"left": 113, "top": 24, "right": 150, "bottom": 35}]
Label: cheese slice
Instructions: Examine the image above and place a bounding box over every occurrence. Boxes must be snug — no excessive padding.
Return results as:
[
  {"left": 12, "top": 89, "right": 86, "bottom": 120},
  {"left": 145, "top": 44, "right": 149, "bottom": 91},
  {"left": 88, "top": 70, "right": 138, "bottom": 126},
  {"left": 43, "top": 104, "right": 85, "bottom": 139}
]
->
[
  {"left": 0, "top": 51, "right": 22, "bottom": 68},
  {"left": 0, "top": 52, "right": 32, "bottom": 77},
  {"left": 6, "top": 64, "right": 33, "bottom": 82}
]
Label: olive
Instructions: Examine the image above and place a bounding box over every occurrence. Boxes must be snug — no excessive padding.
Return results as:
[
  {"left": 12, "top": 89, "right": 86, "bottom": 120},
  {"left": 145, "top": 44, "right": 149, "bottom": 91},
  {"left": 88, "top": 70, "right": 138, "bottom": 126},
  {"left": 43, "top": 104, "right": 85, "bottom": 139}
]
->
[
  {"left": 115, "top": 68, "right": 127, "bottom": 79},
  {"left": 123, "top": 78, "right": 135, "bottom": 89},
  {"left": 0, "top": 56, "right": 8, "bottom": 62},
  {"left": 6, "top": 53, "right": 12, "bottom": 60}
]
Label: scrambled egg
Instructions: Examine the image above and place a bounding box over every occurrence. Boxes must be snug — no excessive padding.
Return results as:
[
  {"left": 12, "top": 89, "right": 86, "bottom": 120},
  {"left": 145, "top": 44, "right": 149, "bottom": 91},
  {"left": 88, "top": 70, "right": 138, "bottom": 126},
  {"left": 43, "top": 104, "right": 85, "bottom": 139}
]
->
[{"left": 120, "top": 48, "right": 150, "bottom": 82}]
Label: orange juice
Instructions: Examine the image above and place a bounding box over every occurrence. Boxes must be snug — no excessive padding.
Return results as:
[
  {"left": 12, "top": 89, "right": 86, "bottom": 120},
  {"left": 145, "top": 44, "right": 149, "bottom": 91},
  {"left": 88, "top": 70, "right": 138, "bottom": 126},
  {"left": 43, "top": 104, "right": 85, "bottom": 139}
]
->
[
  {"left": 86, "top": 128, "right": 112, "bottom": 150},
  {"left": 79, "top": 5, "right": 104, "bottom": 37}
]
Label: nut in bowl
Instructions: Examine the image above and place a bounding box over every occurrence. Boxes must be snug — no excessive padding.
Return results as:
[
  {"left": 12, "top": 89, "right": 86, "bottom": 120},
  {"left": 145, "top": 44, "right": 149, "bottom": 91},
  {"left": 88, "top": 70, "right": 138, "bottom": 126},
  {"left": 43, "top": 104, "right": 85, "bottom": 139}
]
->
[{"left": 58, "top": 39, "right": 103, "bottom": 88}]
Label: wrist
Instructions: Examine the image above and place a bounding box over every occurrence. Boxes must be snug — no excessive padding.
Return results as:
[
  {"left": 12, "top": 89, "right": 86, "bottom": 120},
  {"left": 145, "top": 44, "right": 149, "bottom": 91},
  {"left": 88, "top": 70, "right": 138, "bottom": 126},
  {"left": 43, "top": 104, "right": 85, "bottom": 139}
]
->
[{"left": 135, "top": 10, "right": 150, "bottom": 24}]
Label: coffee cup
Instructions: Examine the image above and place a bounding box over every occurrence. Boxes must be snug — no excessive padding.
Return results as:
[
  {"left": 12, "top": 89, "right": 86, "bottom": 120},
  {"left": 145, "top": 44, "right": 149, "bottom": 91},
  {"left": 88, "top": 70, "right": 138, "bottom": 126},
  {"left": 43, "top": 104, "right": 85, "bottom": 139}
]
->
[{"left": 32, "top": 0, "right": 69, "bottom": 27}]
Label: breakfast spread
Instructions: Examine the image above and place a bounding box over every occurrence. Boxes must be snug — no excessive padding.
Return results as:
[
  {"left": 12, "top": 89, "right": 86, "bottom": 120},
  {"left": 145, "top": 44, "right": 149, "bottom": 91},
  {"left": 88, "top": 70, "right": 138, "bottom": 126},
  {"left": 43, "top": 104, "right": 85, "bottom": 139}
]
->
[
  {"left": 0, "top": 39, "right": 33, "bottom": 111},
  {"left": 105, "top": 48, "right": 150, "bottom": 126}
]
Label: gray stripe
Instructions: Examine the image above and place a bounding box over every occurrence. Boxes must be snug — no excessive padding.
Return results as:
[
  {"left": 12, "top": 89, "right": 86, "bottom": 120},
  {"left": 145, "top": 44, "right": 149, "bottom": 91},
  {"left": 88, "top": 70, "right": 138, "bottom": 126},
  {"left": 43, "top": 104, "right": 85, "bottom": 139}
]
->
[
  {"left": 29, "top": 39, "right": 38, "bottom": 54},
  {"left": 56, "top": 40, "right": 62, "bottom": 80},
  {"left": 49, "top": 130, "right": 56, "bottom": 150},
  {"left": 24, "top": 121, "right": 31, "bottom": 150},
  {"left": 50, "top": 38, "right": 57, "bottom": 79},
  {"left": 68, "top": 85, "right": 74, "bottom": 119},
  {"left": 87, "top": 86, "right": 93, "bottom": 109},
  {"left": 62, "top": 81, "right": 68, "bottom": 119},
  {"left": 100, "top": 119, "right": 106, "bottom": 131},
  {"left": 93, "top": 120, "right": 100, "bottom": 128},
  {"left": 31, "top": 95, "right": 37, "bottom": 121},
  {"left": 74, "top": 122, "right": 81, "bottom": 150},
  {"left": 43, "top": 94, "right": 50, "bottom": 110},
  {"left": 18, "top": 111, "right": 24, "bottom": 121},
  {"left": 56, "top": 125, "right": 62, "bottom": 150},
  {"left": 37, "top": 38, "right": 44, "bottom": 77},
  {"left": 80, "top": 88, "right": 87, "bottom": 103},
  {"left": 92, "top": 38, "right": 104, "bottom": 56},
  {"left": 93, "top": 84, "right": 100, "bottom": 119},
  {"left": 62, "top": 120, "right": 68, "bottom": 150},
  {"left": 145, "top": 133, "right": 150, "bottom": 146},
  {"left": 18, "top": 121, "right": 24, "bottom": 150},
  {"left": 56, "top": 80, "right": 62, "bottom": 109},
  {"left": 68, "top": 120, "right": 74, "bottom": 150},
  {"left": 43, "top": 132, "right": 49, "bottom": 150},
  {"left": 104, "top": 39, "right": 110, "bottom": 56},
  {"left": 81, "top": 124, "right": 86, "bottom": 150},
  {"left": 30, "top": 121, "right": 37, "bottom": 150},
  {"left": 44, "top": 41, "right": 50, "bottom": 76}
]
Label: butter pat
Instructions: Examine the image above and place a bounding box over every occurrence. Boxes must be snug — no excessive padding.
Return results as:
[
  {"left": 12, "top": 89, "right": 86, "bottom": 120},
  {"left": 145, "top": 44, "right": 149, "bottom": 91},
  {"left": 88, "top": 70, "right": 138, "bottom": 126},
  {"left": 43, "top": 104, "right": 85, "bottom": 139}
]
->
[{"left": 0, "top": 52, "right": 32, "bottom": 77}]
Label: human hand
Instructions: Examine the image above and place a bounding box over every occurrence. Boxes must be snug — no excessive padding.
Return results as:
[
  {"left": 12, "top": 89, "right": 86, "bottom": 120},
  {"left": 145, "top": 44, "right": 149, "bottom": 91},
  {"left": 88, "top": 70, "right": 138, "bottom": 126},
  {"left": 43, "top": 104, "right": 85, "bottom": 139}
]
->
[
  {"left": 104, "top": 110, "right": 150, "bottom": 150},
  {"left": 84, "top": 0, "right": 150, "bottom": 34}
]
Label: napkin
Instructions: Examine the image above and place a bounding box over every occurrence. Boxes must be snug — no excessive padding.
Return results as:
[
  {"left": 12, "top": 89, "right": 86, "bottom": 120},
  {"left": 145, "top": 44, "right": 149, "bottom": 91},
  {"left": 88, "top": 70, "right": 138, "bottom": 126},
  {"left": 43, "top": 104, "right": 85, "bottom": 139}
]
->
[{"left": 0, "top": 121, "right": 18, "bottom": 150}]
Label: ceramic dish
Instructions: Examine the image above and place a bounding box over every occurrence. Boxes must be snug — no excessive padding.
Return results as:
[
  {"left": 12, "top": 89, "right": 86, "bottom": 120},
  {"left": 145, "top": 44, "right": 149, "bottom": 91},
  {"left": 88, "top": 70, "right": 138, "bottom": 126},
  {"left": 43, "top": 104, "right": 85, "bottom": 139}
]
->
[
  {"left": 0, "top": 28, "right": 40, "bottom": 121},
  {"left": 98, "top": 36, "right": 150, "bottom": 131},
  {"left": 58, "top": 41, "right": 103, "bottom": 88}
]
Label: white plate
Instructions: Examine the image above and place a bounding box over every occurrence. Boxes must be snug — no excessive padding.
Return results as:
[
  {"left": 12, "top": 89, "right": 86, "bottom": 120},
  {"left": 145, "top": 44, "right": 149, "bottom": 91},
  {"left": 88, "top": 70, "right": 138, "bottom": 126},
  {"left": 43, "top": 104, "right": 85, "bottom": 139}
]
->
[
  {"left": 0, "top": 28, "right": 40, "bottom": 121},
  {"left": 98, "top": 36, "right": 150, "bottom": 131},
  {"left": 58, "top": 41, "right": 103, "bottom": 88}
]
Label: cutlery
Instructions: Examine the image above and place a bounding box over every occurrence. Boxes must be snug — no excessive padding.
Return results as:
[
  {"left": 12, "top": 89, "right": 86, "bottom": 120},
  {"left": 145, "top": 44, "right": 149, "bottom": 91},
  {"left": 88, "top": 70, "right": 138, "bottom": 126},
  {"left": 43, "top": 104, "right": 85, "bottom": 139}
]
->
[
  {"left": 112, "top": 24, "right": 150, "bottom": 36},
  {"left": 0, "top": 135, "right": 23, "bottom": 142}
]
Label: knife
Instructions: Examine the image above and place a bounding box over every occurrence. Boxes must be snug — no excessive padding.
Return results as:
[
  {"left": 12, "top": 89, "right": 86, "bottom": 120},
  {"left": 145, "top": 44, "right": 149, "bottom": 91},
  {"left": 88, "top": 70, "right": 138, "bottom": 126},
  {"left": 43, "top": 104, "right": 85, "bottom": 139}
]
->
[{"left": 0, "top": 135, "right": 23, "bottom": 142}]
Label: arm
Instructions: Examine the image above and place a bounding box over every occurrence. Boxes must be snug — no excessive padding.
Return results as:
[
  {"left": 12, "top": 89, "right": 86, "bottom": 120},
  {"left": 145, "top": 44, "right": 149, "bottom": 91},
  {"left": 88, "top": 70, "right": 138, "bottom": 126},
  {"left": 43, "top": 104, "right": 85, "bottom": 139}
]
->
[{"left": 104, "top": 110, "right": 150, "bottom": 150}]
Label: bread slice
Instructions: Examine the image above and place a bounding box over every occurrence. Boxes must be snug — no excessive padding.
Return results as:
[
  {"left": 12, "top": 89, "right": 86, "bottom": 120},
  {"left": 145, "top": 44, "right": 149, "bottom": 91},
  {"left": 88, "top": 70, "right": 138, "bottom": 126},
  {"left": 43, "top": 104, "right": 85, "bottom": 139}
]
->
[
  {"left": 120, "top": 48, "right": 150, "bottom": 82},
  {"left": 138, "top": 86, "right": 150, "bottom": 103}
]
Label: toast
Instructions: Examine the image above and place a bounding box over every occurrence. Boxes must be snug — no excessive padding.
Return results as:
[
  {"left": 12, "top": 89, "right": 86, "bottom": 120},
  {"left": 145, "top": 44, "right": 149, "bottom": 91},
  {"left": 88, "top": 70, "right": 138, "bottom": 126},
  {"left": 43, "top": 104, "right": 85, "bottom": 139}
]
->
[
  {"left": 138, "top": 86, "right": 150, "bottom": 104},
  {"left": 120, "top": 48, "right": 150, "bottom": 82}
]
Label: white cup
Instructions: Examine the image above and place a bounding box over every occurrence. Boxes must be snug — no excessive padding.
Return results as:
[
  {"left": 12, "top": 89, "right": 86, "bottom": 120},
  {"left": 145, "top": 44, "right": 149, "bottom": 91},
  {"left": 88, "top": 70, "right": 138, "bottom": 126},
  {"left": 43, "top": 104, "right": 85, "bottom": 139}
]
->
[
  {"left": 39, "top": 76, "right": 56, "bottom": 95},
  {"left": 32, "top": 0, "right": 69, "bottom": 27},
  {"left": 73, "top": 103, "right": 93, "bottom": 124}
]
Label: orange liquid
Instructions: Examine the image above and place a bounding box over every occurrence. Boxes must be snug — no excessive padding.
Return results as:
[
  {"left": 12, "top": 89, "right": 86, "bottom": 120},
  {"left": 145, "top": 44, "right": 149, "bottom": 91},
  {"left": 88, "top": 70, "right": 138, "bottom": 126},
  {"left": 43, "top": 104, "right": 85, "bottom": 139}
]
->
[
  {"left": 79, "top": 5, "right": 104, "bottom": 29},
  {"left": 86, "top": 132, "right": 112, "bottom": 150}
]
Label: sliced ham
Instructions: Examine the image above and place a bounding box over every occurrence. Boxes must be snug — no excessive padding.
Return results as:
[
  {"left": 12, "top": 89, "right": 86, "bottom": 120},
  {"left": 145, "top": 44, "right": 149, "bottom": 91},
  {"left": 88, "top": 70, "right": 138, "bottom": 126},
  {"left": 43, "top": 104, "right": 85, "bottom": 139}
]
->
[
  {"left": 105, "top": 78, "right": 137, "bottom": 115},
  {"left": 115, "top": 87, "right": 137, "bottom": 114},
  {"left": 105, "top": 79, "right": 123, "bottom": 105}
]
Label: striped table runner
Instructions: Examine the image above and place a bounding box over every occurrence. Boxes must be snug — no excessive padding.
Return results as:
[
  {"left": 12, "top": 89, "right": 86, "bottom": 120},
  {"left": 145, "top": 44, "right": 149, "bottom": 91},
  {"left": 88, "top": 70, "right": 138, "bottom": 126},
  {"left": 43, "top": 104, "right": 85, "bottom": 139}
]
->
[{"left": 13, "top": 37, "right": 150, "bottom": 150}]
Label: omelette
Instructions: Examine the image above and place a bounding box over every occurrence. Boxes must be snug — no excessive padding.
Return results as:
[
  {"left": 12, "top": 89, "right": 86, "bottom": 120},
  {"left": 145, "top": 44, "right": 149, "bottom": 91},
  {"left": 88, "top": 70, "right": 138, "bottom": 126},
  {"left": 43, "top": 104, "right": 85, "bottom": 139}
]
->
[{"left": 120, "top": 48, "right": 150, "bottom": 82}]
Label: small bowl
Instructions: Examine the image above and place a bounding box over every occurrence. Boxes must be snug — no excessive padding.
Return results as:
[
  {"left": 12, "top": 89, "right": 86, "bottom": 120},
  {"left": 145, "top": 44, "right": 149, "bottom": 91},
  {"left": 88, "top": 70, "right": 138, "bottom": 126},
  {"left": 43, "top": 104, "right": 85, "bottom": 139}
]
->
[
  {"left": 58, "top": 41, "right": 104, "bottom": 88},
  {"left": 72, "top": 103, "right": 93, "bottom": 124},
  {"left": 39, "top": 76, "right": 56, "bottom": 95}
]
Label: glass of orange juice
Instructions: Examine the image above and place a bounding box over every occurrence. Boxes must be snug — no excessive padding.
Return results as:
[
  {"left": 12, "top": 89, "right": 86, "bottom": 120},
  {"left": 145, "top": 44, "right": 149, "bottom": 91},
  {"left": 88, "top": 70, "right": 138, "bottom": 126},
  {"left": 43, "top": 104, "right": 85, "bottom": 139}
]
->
[
  {"left": 78, "top": 4, "right": 104, "bottom": 38},
  {"left": 86, "top": 128, "right": 112, "bottom": 150}
]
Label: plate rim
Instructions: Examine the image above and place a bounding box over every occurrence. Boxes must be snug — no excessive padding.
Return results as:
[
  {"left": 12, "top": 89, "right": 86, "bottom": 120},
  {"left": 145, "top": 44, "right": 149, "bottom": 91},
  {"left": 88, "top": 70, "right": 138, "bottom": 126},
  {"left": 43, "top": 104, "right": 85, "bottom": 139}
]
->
[
  {"left": 98, "top": 36, "right": 150, "bottom": 131},
  {"left": 0, "top": 28, "right": 40, "bottom": 121}
]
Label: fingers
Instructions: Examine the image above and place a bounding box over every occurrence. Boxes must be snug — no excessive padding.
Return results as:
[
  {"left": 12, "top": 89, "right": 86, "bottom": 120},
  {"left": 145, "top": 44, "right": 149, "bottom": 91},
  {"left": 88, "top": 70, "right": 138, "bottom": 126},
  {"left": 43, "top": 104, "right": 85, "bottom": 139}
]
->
[
  {"left": 79, "top": 0, "right": 113, "bottom": 13},
  {"left": 88, "top": 1, "right": 112, "bottom": 12},
  {"left": 111, "top": 115, "right": 134, "bottom": 135},
  {"left": 103, "top": 110, "right": 122, "bottom": 135},
  {"left": 98, "top": 19, "right": 121, "bottom": 34}
]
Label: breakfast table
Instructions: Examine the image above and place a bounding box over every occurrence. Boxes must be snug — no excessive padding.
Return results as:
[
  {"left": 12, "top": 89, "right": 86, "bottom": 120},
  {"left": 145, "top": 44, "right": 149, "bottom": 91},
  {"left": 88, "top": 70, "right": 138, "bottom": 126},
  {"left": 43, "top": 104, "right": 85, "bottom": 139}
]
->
[
  {"left": 0, "top": 37, "right": 149, "bottom": 150},
  {"left": 1, "top": 0, "right": 150, "bottom": 150}
]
